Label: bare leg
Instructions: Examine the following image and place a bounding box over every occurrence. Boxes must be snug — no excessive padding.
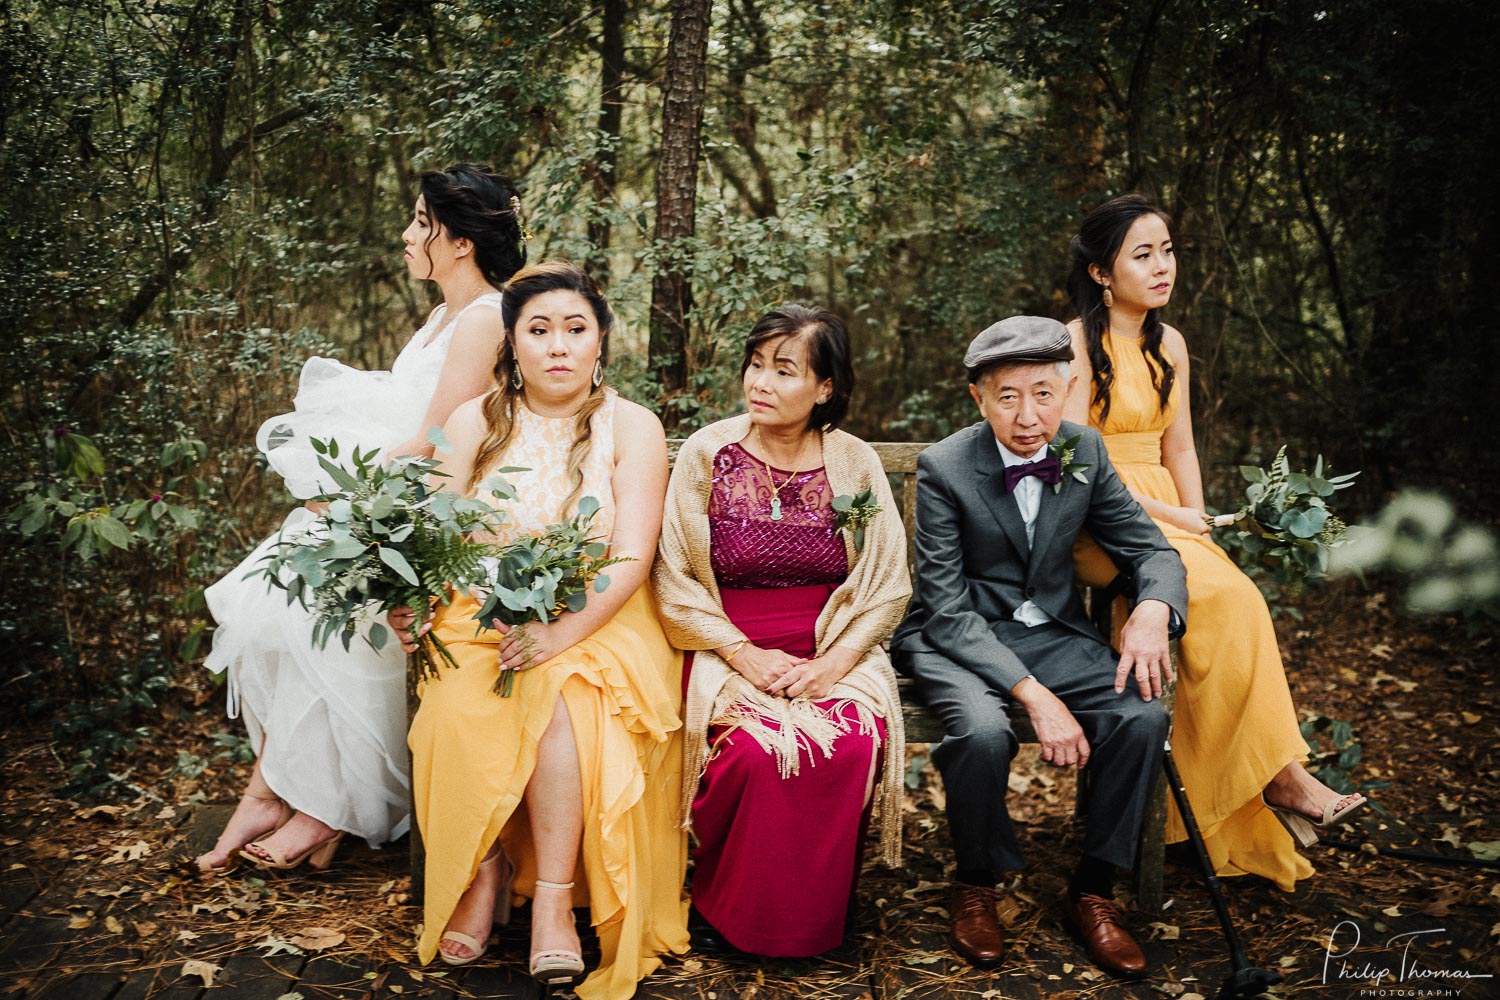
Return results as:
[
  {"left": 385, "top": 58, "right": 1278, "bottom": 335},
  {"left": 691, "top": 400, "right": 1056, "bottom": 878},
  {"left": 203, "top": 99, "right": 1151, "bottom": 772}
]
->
[
  {"left": 195, "top": 759, "right": 288, "bottom": 871},
  {"left": 1262, "top": 761, "right": 1365, "bottom": 819},
  {"left": 525, "top": 694, "right": 584, "bottom": 961}
]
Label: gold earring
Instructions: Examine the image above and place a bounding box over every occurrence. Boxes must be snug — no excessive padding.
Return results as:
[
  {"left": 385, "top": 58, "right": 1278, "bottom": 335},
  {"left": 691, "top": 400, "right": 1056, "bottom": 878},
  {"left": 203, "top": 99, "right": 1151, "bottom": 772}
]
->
[
  {"left": 592, "top": 357, "right": 605, "bottom": 388},
  {"left": 1102, "top": 286, "right": 1114, "bottom": 308},
  {"left": 511, "top": 363, "right": 524, "bottom": 391}
]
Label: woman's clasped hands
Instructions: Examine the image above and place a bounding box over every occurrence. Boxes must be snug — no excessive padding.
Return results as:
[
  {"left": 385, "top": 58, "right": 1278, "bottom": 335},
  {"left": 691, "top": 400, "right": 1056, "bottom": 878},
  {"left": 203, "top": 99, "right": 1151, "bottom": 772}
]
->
[{"left": 729, "top": 643, "right": 860, "bottom": 701}]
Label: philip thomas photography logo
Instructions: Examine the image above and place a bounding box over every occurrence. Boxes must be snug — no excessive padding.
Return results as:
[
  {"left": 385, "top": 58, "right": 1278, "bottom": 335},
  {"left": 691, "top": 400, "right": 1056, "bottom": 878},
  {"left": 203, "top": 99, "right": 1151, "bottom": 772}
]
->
[{"left": 1322, "top": 919, "right": 1494, "bottom": 997}]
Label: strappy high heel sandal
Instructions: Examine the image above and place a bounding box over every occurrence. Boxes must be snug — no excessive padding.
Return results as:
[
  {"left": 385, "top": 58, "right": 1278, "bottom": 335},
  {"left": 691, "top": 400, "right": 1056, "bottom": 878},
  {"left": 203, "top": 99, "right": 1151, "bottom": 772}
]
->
[
  {"left": 1262, "top": 791, "right": 1367, "bottom": 848},
  {"left": 439, "top": 849, "right": 514, "bottom": 967},
  {"left": 528, "top": 879, "right": 585, "bottom": 985},
  {"left": 195, "top": 792, "right": 290, "bottom": 876},
  {"left": 239, "top": 829, "right": 343, "bottom": 871}
]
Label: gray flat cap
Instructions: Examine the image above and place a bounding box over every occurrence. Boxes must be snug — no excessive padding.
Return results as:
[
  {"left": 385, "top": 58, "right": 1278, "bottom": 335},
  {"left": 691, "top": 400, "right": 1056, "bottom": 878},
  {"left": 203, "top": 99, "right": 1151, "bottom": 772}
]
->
[{"left": 964, "top": 315, "right": 1073, "bottom": 381}]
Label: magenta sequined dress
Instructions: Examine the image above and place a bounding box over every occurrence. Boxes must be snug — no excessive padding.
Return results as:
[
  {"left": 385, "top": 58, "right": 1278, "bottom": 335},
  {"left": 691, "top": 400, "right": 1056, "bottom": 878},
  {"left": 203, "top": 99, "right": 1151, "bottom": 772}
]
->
[{"left": 690, "top": 441, "right": 887, "bottom": 956}]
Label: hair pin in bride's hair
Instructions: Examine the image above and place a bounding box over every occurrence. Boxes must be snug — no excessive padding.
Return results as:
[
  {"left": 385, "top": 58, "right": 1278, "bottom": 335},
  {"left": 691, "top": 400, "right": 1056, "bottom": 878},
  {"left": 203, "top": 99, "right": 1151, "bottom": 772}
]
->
[{"left": 509, "top": 195, "right": 534, "bottom": 245}]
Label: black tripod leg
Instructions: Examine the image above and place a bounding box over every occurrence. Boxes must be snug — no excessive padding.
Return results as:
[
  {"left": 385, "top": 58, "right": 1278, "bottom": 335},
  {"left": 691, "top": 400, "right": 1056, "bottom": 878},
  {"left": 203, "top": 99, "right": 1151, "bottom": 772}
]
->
[{"left": 1161, "top": 741, "right": 1282, "bottom": 999}]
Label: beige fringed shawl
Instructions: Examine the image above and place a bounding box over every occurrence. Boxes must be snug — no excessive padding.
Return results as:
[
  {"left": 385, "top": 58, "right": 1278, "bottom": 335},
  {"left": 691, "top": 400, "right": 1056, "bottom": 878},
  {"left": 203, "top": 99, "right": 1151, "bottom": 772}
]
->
[{"left": 652, "top": 415, "right": 911, "bottom": 867}]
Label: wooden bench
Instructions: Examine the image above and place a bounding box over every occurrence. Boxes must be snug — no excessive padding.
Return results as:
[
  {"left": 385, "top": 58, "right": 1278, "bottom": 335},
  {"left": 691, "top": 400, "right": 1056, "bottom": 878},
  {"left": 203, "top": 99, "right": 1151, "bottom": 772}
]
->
[{"left": 408, "top": 439, "right": 1172, "bottom": 912}]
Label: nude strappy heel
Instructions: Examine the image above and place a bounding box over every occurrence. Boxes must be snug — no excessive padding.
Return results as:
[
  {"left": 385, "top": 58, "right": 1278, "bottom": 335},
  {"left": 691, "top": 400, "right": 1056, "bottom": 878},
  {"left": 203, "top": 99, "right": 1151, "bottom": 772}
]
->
[
  {"left": 528, "top": 879, "right": 585, "bottom": 984},
  {"left": 239, "top": 829, "right": 343, "bottom": 871},
  {"left": 438, "top": 849, "right": 513, "bottom": 967}
]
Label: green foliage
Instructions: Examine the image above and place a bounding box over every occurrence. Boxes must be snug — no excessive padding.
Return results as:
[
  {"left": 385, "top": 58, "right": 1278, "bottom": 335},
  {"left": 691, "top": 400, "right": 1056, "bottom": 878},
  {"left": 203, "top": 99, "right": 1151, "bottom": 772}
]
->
[
  {"left": 1299, "top": 713, "right": 1386, "bottom": 801},
  {"left": 1331, "top": 492, "right": 1500, "bottom": 621},
  {"left": 255, "top": 441, "right": 515, "bottom": 676},
  {"left": 1214, "top": 447, "right": 1360, "bottom": 592},
  {"left": 472, "top": 496, "right": 630, "bottom": 696}
]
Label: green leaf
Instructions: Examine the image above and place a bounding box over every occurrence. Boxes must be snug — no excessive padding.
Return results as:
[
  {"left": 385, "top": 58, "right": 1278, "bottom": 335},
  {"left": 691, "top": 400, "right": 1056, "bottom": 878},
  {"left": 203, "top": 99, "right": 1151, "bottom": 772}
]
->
[
  {"left": 594, "top": 573, "right": 611, "bottom": 593},
  {"left": 577, "top": 495, "right": 600, "bottom": 518},
  {"left": 832, "top": 494, "right": 854, "bottom": 513},
  {"left": 854, "top": 524, "right": 866, "bottom": 552},
  {"left": 378, "top": 546, "right": 419, "bottom": 585},
  {"left": 1240, "top": 466, "right": 1267, "bottom": 484},
  {"left": 426, "top": 425, "right": 454, "bottom": 452},
  {"left": 92, "top": 515, "right": 134, "bottom": 551},
  {"left": 368, "top": 622, "right": 388, "bottom": 651}
]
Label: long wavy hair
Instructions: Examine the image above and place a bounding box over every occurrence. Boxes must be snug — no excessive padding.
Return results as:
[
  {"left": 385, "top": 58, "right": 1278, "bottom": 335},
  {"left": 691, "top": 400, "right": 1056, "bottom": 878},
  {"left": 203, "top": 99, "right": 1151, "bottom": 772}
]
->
[
  {"left": 418, "top": 163, "right": 527, "bottom": 287},
  {"left": 466, "top": 262, "right": 614, "bottom": 515},
  {"left": 1066, "top": 193, "right": 1175, "bottom": 423}
]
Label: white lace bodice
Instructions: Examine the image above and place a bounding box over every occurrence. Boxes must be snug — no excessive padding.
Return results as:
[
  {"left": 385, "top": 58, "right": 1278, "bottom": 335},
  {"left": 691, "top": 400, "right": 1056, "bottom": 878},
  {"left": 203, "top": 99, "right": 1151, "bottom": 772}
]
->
[{"left": 478, "top": 390, "right": 619, "bottom": 546}]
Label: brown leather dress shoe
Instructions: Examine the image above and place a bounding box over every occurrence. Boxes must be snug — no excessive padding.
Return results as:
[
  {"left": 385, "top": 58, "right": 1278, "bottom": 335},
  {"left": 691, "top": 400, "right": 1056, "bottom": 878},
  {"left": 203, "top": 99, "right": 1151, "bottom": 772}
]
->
[
  {"left": 1063, "top": 893, "right": 1147, "bottom": 979},
  {"left": 949, "top": 883, "right": 1004, "bottom": 968}
]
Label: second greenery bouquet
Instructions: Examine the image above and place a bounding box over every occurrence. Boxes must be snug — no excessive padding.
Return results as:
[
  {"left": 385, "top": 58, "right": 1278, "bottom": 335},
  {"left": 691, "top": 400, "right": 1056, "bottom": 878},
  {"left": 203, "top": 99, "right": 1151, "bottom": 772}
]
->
[
  {"left": 1211, "top": 445, "right": 1359, "bottom": 590},
  {"left": 471, "top": 495, "right": 629, "bottom": 696}
]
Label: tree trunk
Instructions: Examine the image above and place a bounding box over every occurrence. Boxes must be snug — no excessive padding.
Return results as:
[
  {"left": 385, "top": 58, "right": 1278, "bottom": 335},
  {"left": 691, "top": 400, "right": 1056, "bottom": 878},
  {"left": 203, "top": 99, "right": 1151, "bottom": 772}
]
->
[
  {"left": 648, "top": 0, "right": 711, "bottom": 429},
  {"left": 587, "top": 0, "right": 627, "bottom": 278}
]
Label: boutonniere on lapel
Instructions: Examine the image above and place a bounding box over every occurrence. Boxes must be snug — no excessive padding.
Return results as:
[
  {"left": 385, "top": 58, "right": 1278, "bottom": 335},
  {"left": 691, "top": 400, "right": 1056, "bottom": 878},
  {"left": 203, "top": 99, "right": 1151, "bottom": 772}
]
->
[
  {"left": 832, "top": 488, "right": 880, "bottom": 552},
  {"left": 1046, "top": 435, "right": 1091, "bottom": 494}
]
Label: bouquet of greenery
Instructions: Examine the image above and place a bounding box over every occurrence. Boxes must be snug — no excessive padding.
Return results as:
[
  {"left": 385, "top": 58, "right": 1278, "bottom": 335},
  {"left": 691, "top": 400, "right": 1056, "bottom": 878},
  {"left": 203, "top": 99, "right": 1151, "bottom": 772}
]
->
[
  {"left": 251, "top": 437, "right": 516, "bottom": 683},
  {"left": 471, "top": 495, "right": 629, "bottom": 696},
  {"left": 1210, "top": 446, "right": 1359, "bottom": 589}
]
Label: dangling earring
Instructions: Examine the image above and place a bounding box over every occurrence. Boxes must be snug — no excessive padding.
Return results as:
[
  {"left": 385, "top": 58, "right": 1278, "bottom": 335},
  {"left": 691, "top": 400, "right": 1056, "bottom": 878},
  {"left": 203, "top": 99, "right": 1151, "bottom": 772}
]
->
[
  {"left": 591, "top": 357, "right": 605, "bottom": 388},
  {"left": 511, "top": 363, "right": 524, "bottom": 391},
  {"left": 1101, "top": 285, "right": 1114, "bottom": 308}
]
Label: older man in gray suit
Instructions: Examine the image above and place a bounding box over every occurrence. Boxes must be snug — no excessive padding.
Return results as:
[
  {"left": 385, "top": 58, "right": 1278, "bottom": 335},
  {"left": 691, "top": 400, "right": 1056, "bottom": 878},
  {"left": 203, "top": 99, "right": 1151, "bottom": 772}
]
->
[{"left": 891, "top": 316, "right": 1187, "bottom": 979}]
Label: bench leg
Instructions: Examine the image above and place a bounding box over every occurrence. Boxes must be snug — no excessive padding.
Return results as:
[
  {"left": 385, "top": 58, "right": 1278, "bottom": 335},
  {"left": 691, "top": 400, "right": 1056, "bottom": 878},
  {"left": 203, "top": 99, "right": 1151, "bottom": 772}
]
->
[
  {"left": 407, "top": 654, "right": 425, "bottom": 903},
  {"left": 1135, "top": 769, "right": 1168, "bottom": 913}
]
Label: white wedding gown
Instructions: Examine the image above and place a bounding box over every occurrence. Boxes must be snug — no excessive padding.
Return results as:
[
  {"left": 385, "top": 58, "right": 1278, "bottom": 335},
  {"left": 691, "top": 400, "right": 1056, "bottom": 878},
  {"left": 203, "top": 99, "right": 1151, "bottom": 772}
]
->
[{"left": 204, "top": 293, "right": 504, "bottom": 846}]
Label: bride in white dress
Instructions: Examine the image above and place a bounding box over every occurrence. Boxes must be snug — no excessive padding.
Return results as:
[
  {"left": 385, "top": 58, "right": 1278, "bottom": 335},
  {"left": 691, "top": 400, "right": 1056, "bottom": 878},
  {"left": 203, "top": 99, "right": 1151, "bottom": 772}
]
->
[{"left": 196, "top": 164, "right": 529, "bottom": 873}]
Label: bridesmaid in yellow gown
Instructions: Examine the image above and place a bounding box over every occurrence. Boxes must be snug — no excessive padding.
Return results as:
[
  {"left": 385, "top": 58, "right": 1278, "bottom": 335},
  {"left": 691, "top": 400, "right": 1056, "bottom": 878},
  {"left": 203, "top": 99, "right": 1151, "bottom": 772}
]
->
[
  {"left": 392, "top": 263, "right": 689, "bottom": 995},
  {"left": 1062, "top": 195, "right": 1365, "bottom": 891}
]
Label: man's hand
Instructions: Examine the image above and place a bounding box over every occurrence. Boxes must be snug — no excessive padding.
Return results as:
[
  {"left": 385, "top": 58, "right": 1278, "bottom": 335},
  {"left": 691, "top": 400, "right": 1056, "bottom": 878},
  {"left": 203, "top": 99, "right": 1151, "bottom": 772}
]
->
[
  {"left": 1012, "top": 677, "right": 1090, "bottom": 767},
  {"left": 768, "top": 645, "right": 861, "bottom": 700},
  {"left": 1116, "top": 598, "right": 1174, "bottom": 701}
]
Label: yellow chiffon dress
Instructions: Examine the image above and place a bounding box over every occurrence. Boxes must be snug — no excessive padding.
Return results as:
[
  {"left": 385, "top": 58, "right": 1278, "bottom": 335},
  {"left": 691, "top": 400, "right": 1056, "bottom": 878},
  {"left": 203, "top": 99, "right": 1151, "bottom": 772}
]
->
[
  {"left": 407, "top": 390, "right": 690, "bottom": 998},
  {"left": 1073, "top": 334, "right": 1315, "bottom": 891}
]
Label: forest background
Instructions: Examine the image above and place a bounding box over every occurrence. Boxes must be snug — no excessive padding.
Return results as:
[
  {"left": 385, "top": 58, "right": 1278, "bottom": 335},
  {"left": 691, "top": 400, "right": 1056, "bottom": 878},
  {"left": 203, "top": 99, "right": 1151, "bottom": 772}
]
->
[{"left": 3, "top": 0, "right": 1497, "bottom": 798}]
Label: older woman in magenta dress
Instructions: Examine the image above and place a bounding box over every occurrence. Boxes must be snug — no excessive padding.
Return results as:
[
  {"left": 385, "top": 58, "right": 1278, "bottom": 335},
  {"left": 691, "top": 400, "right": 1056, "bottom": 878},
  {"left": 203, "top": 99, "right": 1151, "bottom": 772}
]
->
[
  {"left": 654, "top": 305, "right": 910, "bottom": 956},
  {"left": 1063, "top": 195, "right": 1365, "bottom": 891}
]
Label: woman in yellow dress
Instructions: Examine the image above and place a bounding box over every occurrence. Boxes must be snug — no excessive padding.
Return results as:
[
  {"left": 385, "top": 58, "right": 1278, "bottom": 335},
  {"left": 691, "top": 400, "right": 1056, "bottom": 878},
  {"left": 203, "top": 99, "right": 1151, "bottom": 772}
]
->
[
  {"left": 391, "top": 262, "right": 689, "bottom": 995},
  {"left": 1063, "top": 194, "right": 1365, "bottom": 891}
]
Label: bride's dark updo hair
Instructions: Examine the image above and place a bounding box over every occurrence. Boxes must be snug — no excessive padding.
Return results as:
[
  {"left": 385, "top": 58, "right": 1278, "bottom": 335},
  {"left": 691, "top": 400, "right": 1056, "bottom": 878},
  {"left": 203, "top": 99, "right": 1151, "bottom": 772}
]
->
[
  {"left": 1066, "top": 193, "right": 1175, "bottom": 423},
  {"left": 417, "top": 163, "right": 528, "bottom": 287}
]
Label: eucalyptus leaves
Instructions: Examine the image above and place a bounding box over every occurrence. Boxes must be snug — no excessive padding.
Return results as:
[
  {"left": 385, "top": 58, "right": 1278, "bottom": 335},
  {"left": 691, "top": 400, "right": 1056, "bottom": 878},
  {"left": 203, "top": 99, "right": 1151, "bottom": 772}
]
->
[
  {"left": 1213, "top": 446, "right": 1359, "bottom": 589},
  {"left": 251, "top": 438, "right": 513, "bottom": 683},
  {"left": 471, "top": 495, "right": 628, "bottom": 696},
  {"left": 832, "top": 488, "right": 881, "bottom": 552},
  {"left": 252, "top": 436, "right": 621, "bottom": 696}
]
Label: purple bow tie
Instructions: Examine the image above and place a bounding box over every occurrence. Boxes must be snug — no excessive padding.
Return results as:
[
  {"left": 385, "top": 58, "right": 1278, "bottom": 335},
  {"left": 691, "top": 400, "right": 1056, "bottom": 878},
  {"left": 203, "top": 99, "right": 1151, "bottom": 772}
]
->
[{"left": 1003, "top": 455, "right": 1062, "bottom": 492}]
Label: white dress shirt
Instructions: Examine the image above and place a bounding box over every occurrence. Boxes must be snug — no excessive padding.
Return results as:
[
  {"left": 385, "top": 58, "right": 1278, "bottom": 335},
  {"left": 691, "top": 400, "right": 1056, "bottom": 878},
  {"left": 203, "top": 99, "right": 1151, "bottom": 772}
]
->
[{"left": 995, "top": 437, "right": 1053, "bottom": 627}]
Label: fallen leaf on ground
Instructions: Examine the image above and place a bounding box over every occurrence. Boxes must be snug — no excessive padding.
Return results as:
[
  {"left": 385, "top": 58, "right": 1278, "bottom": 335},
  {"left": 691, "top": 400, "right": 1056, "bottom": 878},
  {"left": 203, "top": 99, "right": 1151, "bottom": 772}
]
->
[
  {"left": 176, "top": 929, "right": 201, "bottom": 943},
  {"left": 257, "top": 934, "right": 304, "bottom": 957},
  {"left": 77, "top": 805, "right": 124, "bottom": 820},
  {"left": 132, "top": 921, "right": 157, "bottom": 938},
  {"left": 1469, "top": 841, "right": 1500, "bottom": 861},
  {"left": 180, "top": 960, "right": 221, "bottom": 988},
  {"left": 290, "top": 927, "right": 345, "bottom": 951},
  {"left": 104, "top": 916, "right": 124, "bottom": 934},
  {"left": 104, "top": 840, "right": 151, "bottom": 864},
  {"left": 1147, "top": 921, "right": 1181, "bottom": 940},
  {"left": 67, "top": 915, "right": 93, "bottom": 930}
]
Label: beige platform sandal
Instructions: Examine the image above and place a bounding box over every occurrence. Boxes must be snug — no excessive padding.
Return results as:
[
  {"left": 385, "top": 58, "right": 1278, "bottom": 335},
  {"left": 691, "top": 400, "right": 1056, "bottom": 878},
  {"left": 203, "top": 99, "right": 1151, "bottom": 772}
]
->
[
  {"left": 528, "top": 879, "right": 585, "bottom": 985},
  {"left": 437, "top": 849, "right": 515, "bottom": 967}
]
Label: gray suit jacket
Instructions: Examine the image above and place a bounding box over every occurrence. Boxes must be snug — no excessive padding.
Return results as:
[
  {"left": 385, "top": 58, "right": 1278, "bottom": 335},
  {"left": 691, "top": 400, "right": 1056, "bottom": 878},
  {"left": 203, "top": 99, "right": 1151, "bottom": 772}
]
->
[{"left": 890, "top": 419, "right": 1188, "bottom": 691}]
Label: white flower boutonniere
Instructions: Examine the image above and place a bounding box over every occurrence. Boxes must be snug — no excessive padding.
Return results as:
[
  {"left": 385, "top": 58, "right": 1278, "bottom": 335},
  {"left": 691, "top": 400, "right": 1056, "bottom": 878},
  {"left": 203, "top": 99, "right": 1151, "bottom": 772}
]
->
[
  {"left": 832, "top": 488, "right": 881, "bottom": 552},
  {"left": 1047, "top": 434, "right": 1092, "bottom": 494}
]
